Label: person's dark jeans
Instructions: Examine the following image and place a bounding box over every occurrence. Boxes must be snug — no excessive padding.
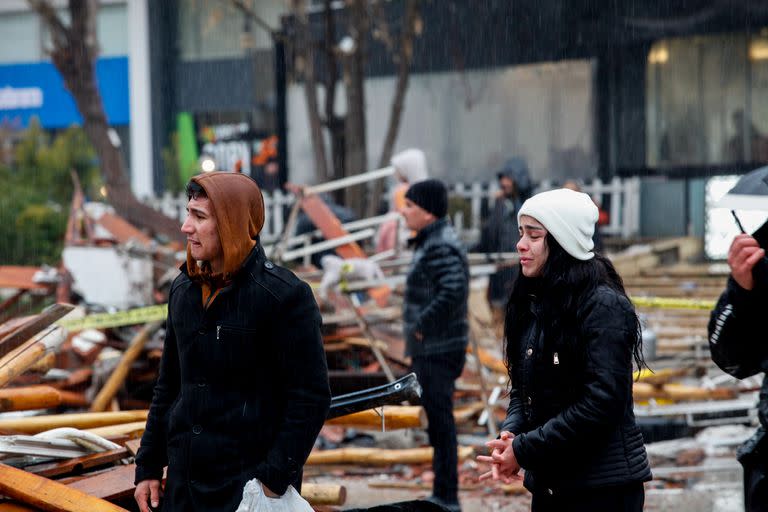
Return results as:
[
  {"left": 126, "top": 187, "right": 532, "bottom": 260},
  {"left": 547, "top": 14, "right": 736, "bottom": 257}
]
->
[
  {"left": 411, "top": 350, "right": 466, "bottom": 505},
  {"left": 531, "top": 482, "right": 644, "bottom": 512}
]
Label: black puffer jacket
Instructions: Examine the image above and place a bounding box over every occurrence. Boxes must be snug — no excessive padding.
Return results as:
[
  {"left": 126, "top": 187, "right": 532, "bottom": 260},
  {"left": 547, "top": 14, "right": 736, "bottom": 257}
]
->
[
  {"left": 502, "top": 285, "right": 652, "bottom": 495},
  {"left": 134, "top": 245, "right": 331, "bottom": 512},
  {"left": 403, "top": 218, "right": 469, "bottom": 357}
]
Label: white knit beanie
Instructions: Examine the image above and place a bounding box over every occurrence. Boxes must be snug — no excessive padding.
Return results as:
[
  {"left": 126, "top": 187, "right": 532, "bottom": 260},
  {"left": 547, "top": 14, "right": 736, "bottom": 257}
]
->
[{"left": 517, "top": 188, "right": 599, "bottom": 261}]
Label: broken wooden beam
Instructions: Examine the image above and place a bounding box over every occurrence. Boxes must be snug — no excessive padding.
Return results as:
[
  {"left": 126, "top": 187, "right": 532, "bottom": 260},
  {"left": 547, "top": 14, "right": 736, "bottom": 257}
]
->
[
  {"left": 326, "top": 406, "right": 426, "bottom": 429},
  {"left": 0, "top": 462, "right": 128, "bottom": 511},
  {"left": 301, "top": 483, "right": 347, "bottom": 506},
  {"left": 0, "top": 326, "right": 67, "bottom": 388},
  {"left": 24, "top": 448, "right": 129, "bottom": 478},
  {"left": 0, "top": 410, "right": 148, "bottom": 434},
  {"left": 306, "top": 446, "right": 474, "bottom": 466},
  {"left": 0, "top": 304, "right": 73, "bottom": 359},
  {"left": 0, "top": 386, "right": 62, "bottom": 412},
  {"left": 84, "top": 421, "right": 146, "bottom": 440}
]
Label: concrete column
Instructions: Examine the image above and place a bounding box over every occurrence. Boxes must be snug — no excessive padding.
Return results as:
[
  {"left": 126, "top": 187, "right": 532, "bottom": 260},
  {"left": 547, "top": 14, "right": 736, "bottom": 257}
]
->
[{"left": 127, "top": 0, "right": 153, "bottom": 198}]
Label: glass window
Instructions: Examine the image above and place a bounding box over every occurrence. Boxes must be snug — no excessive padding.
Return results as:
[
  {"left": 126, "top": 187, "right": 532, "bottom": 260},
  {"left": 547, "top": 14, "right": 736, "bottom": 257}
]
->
[
  {"left": 98, "top": 4, "right": 128, "bottom": 57},
  {"left": 0, "top": 11, "right": 41, "bottom": 64},
  {"left": 178, "top": 0, "right": 247, "bottom": 61},
  {"left": 647, "top": 31, "right": 768, "bottom": 167},
  {"left": 178, "top": 0, "right": 288, "bottom": 61}
]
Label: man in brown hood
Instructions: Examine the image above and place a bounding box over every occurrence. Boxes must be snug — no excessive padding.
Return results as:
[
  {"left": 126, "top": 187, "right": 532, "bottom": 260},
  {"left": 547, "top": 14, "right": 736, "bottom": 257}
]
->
[{"left": 134, "top": 172, "right": 331, "bottom": 512}]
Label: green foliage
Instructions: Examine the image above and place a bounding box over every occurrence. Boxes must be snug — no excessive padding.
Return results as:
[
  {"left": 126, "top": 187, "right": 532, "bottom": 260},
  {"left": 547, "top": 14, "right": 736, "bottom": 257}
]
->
[
  {"left": 161, "top": 132, "right": 185, "bottom": 194},
  {"left": 0, "top": 119, "right": 102, "bottom": 265}
]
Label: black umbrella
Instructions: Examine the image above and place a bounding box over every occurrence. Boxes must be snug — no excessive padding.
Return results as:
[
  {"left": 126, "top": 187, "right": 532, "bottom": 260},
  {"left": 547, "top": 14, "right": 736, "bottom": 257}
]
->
[
  {"left": 717, "top": 165, "right": 768, "bottom": 211},
  {"left": 716, "top": 165, "right": 768, "bottom": 233}
]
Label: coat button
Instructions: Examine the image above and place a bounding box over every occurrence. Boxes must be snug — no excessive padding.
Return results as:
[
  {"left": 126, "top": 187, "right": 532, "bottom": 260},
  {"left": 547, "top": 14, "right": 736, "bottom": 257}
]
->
[
  {"left": 264, "top": 261, "right": 274, "bottom": 269},
  {"left": 526, "top": 348, "right": 533, "bottom": 357},
  {"left": 197, "top": 382, "right": 206, "bottom": 388},
  {"left": 527, "top": 396, "right": 532, "bottom": 405},
  {"left": 198, "top": 329, "right": 205, "bottom": 335},
  {"left": 192, "top": 424, "right": 203, "bottom": 434},
  {"left": 547, "top": 488, "right": 553, "bottom": 495}
]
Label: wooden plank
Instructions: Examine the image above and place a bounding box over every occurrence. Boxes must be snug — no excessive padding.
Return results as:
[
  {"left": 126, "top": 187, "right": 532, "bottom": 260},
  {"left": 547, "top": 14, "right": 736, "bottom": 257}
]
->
[
  {"left": 66, "top": 464, "right": 138, "bottom": 501},
  {"left": 0, "top": 386, "right": 62, "bottom": 412},
  {"left": 0, "top": 463, "right": 127, "bottom": 512},
  {"left": 326, "top": 406, "right": 426, "bottom": 429},
  {"left": 124, "top": 439, "right": 142, "bottom": 457},
  {"left": 0, "top": 291, "right": 28, "bottom": 324},
  {"left": 24, "top": 448, "right": 129, "bottom": 478},
  {"left": 301, "top": 483, "right": 346, "bottom": 506},
  {"left": 306, "top": 446, "right": 474, "bottom": 466},
  {"left": 85, "top": 421, "right": 146, "bottom": 439},
  {"left": 0, "top": 304, "right": 74, "bottom": 359},
  {"left": 0, "top": 411, "right": 148, "bottom": 434}
]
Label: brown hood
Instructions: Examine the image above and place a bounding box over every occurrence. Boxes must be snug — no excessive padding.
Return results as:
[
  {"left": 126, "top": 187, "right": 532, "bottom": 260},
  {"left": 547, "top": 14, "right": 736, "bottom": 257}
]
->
[{"left": 186, "top": 172, "right": 265, "bottom": 284}]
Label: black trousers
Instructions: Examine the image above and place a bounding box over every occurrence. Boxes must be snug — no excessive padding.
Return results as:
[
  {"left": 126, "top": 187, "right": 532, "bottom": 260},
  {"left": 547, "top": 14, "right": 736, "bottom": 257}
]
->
[
  {"left": 745, "top": 458, "right": 768, "bottom": 512},
  {"left": 411, "top": 350, "right": 466, "bottom": 504},
  {"left": 531, "top": 482, "right": 645, "bottom": 512}
]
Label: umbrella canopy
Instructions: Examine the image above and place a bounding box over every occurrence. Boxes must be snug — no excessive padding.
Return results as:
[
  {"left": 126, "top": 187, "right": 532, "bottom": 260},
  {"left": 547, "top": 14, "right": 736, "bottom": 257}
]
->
[{"left": 716, "top": 165, "right": 768, "bottom": 210}]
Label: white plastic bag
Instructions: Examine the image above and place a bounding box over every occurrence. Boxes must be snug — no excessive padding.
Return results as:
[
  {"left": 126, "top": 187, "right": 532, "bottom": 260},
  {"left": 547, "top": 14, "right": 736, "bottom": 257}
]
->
[{"left": 236, "top": 479, "right": 313, "bottom": 512}]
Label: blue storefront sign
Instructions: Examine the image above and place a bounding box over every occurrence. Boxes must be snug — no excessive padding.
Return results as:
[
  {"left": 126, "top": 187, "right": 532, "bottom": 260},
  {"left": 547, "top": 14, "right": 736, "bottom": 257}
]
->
[{"left": 0, "top": 56, "right": 129, "bottom": 129}]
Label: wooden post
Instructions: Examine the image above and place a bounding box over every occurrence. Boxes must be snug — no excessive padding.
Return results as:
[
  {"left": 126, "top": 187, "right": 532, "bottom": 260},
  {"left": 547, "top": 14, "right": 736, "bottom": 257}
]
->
[
  {"left": 326, "top": 405, "right": 426, "bottom": 429},
  {"left": 90, "top": 321, "right": 162, "bottom": 412},
  {"left": 306, "top": 446, "right": 474, "bottom": 466},
  {"left": 0, "top": 386, "right": 62, "bottom": 412},
  {"left": 0, "top": 463, "right": 128, "bottom": 512},
  {"left": 0, "top": 410, "right": 148, "bottom": 434},
  {"left": 0, "top": 326, "right": 66, "bottom": 388},
  {"left": 301, "top": 483, "right": 347, "bottom": 506}
]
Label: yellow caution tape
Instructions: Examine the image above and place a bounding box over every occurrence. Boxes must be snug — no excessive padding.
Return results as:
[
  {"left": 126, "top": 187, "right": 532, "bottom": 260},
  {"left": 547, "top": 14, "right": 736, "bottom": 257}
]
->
[
  {"left": 57, "top": 304, "right": 168, "bottom": 332},
  {"left": 52, "top": 295, "right": 713, "bottom": 333},
  {"left": 630, "top": 296, "right": 716, "bottom": 310}
]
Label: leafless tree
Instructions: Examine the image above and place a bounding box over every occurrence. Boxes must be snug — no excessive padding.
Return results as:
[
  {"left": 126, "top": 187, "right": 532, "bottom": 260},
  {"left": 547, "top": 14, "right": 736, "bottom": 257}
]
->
[{"left": 27, "top": 0, "right": 182, "bottom": 242}]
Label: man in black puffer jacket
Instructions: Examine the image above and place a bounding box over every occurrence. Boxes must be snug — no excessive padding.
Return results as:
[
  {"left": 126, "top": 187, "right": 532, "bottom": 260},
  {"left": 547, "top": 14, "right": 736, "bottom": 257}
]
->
[
  {"left": 709, "top": 223, "right": 768, "bottom": 512},
  {"left": 402, "top": 179, "right": 469, "bottom": 512}
]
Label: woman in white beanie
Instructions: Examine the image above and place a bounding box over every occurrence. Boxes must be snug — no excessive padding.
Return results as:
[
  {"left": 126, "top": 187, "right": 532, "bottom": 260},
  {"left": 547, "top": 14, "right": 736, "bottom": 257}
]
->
[{"left": 477, "top": 188, "right": 651, "bottom": 511}]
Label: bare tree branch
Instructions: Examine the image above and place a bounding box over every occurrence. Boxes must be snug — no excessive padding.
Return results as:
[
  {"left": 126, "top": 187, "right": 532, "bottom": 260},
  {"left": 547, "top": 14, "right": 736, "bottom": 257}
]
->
[
  {"left": 27, "top": 0, "right": 183, "bottom": 241},
  {"left": 27, "top": 0, "right": 69, "bottom": 49},
  {"left": 368, "top": 0, "right": 419, "bottom": 217},
  {"left": 291, "top": 0, "right": 331, "bottom": 182}
]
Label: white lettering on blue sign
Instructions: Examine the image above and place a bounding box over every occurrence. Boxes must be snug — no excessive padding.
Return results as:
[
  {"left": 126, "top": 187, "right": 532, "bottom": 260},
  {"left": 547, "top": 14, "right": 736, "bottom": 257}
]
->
[{"left": 0, "top": 86, "right": 43, "bottom": 110}]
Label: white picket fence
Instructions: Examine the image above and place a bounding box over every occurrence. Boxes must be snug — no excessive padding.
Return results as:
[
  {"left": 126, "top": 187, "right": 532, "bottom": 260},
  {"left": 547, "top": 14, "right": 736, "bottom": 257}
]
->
[{"left": 146, "top": 176, "right": 641, "bottom": 243}]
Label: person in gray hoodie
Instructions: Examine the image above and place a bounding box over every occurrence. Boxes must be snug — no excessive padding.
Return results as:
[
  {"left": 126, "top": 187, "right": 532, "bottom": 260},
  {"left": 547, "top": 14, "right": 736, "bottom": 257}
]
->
[{"left": 376, "top": 148, "right": 429, "bottom": 252}]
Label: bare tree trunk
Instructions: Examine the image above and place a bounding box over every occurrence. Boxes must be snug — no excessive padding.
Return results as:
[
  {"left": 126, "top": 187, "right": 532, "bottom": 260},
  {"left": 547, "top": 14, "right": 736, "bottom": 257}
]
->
[
  {"left": 27, "top": 0, "right": 182, "bottom": 242},
  {"left": 343, "top": 0, "right": 369, "bottom": 217},
  {"left": 291, "top": 0, "right": 330, "bottom": 183},
  {"left": 323, "top": 0, "right": 346, "bottom": 192},
  {"left": 368, "top": 0, "right": 419, "bottom": 217}
]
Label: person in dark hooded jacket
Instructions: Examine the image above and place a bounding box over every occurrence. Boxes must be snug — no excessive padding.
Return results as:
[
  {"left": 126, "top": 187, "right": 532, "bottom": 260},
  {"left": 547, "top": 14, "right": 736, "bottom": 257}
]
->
[
  {"left": 478, "top": 188, "right": 651, "bottom": 511},
  {"left": 134, "top": 172, "right": 331, "bottom": 512},
  {"left": 475, "top": 158, "right": 532, "bottom": 337},
  {"left": 708, "top": 222, "right": 768, "bottom": 512}
]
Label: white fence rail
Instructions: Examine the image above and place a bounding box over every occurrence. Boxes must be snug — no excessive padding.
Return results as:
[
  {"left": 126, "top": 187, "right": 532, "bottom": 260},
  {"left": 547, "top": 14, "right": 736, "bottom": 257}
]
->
[{"left": 147, "top": 176, "right": 641, "bottom": 243}]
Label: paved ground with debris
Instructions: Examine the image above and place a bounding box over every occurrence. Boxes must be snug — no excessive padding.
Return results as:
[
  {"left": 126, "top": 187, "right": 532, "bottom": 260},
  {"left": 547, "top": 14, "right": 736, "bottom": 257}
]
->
[{"left": 310, "top": 470, "right": 745, "bottom": 511}]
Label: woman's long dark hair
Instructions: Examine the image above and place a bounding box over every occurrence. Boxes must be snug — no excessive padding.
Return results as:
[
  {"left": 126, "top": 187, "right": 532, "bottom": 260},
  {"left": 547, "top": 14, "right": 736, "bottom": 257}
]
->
[{"left": 504, "top": 233, "right": 647, "bottom": 374}]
